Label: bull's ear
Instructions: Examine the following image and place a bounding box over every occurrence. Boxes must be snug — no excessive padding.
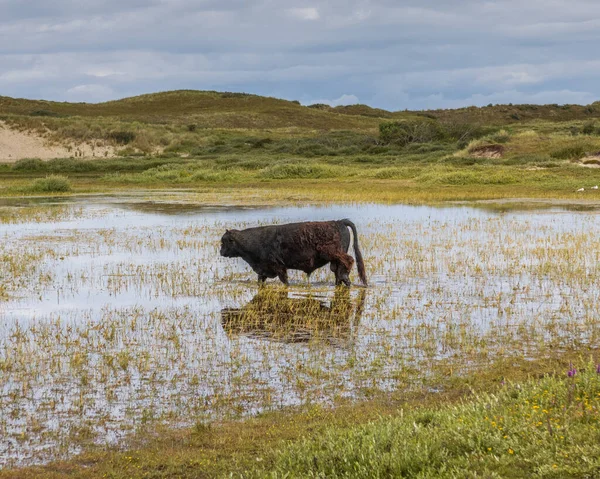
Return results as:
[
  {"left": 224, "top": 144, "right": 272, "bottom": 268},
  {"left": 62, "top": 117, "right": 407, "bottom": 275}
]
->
[{"left": 225, "top": 229, "right": 230, "bottom": 233}]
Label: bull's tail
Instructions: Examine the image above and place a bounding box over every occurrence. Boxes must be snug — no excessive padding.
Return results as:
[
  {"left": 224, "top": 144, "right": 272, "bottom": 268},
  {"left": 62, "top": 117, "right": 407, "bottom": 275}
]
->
[{"left": 341, "top": 219, "right": 368, "bottom": 286}]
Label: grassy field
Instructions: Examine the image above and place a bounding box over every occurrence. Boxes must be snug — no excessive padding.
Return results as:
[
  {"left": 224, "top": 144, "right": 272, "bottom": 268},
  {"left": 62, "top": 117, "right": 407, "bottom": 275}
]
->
[{"left": 2, "top": 90, "right": 600, "bottom": 199}]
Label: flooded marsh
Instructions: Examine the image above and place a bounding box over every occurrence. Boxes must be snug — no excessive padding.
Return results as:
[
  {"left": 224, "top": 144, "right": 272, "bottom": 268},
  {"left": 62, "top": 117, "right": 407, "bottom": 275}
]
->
[{"left": 1, "top": 196, "right": 600, "bottom": 466}]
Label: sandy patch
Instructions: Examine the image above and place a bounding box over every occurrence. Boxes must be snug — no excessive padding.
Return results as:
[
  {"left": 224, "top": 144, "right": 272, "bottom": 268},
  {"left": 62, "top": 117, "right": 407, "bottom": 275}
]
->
[
  {"left": 578, "top": 155, "right": 600, "bottom": 168},
  {"left": 0, "top": 122, "right": 116, "bottom": 162},
  {"left": 468, "top": 144, "right": 505, "bottom": 159}
]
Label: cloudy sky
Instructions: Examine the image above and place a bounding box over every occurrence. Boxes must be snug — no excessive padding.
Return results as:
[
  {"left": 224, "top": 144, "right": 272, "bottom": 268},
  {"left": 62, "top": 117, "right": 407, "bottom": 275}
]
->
[{"left": 1, "top": 0, "right": 599, "bottom": 110}]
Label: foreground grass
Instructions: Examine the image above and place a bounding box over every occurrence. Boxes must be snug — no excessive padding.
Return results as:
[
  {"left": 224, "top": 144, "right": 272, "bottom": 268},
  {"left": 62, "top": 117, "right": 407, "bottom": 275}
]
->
[
  {"left": 258, "top": 364, "right": 600, "bottom": 479},
  {"left": 4, "top": 353, "right": 599, "bottom": 479}
]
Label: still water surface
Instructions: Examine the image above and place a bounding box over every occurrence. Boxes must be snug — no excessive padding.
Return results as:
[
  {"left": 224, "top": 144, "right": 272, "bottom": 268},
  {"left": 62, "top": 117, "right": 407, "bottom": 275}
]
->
[{"left": 1, "top": 196, "right": 599, "bottom": 466}]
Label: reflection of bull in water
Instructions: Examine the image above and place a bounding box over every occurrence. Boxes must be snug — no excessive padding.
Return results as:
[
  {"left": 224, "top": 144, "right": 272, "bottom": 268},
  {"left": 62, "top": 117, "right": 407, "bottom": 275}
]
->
[{"left": 221, "top": 287, "right": 366, "bottom": 344}]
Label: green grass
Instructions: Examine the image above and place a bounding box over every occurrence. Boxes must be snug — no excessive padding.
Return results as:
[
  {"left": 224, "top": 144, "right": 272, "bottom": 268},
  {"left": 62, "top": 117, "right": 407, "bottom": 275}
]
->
[
  {"left": 2, "top": 90, "right": 600, "bottom": 161},
  {"left": 4, "top": 354, "right": 598, "bottom": 479},
  {"left": 0, "top": 90, "right": 383, "bottom": 130},
  {"left": 254, "top": 363, "right": 600, "bottom": 478},
  {"left": 310, "top": 98, "right": 600, "bottom": 125},
  {"left": 28, "top": 175, "right": 71, "bottom": 193}
]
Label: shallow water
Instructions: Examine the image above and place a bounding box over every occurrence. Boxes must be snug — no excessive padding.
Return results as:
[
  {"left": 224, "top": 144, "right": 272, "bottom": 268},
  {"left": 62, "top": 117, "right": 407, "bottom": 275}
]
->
[{"left": 1, "top": 195, "right": 600, "bottom": 466}]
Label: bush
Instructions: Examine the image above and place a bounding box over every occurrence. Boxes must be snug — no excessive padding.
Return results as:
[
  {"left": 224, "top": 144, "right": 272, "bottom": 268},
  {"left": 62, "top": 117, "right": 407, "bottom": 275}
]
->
[
  {"left": 417, "top": 169, "right": 518, "bottom": 186},
  {"left": 190, "top": 170, "right": 242, "bottom": 182},
  {"left": 250, "top": 138, "right": 273, "bottom": 149},
  {"left": 29, "top": 175, "right": 72, "bottom": 193},
  {"left": 550, "top": 145, "right": 587, "bottom": 160},
  {"left": 108, "top": 130, "right": 136, "bottom": 145},
  {"left": 29, "top": 109, "right": 63, "bottom": 117},
  {"left": 441, "top": 120, "right": 487, "bottom": 147},
  {"left": 370, "top": 167, "right": 420, "bottom": 179},
  {"left": 379, "top": 120, "right": 445, "bottom": 146},
  {"left": 581, "top": 121, "right": 600, "bottom": 135},
  {"left": 380, "top": 119, "right": 487, "bottom": 147},
  {"left": 260, "top": 163, "right": 338, "bottom": 179},
  {"left": 485, "top": 129, "right": 511, "bottom": 144},
  {"left": 12, "top": 158, "right": 47, "bottom": 172}
]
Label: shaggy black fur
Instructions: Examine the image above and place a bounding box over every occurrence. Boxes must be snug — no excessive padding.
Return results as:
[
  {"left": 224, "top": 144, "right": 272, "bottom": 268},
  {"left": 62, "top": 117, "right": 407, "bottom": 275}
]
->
[{"left": 220, "top": 219, "right": 367, "bottom": 286}]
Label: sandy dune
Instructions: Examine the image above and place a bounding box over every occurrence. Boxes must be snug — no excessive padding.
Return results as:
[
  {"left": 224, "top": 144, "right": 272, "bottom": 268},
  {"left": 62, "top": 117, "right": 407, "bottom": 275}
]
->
[{"left": 0, "top": 122, "right": 115, "bottom": 162}]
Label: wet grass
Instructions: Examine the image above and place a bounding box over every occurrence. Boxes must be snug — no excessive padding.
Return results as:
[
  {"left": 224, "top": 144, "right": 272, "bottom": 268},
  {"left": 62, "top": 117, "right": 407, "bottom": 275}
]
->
[
  {"left": 2, "top": 200, "right": 600, "bottom": 473},
  {"left": 3, "top": 353, "right": 599, "bottom": 478}
]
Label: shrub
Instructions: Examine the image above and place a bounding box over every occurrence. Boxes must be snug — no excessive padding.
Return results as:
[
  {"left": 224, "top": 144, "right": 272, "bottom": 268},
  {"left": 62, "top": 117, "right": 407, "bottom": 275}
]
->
[
  {"left": 371, "top": 167, "right": 420, "bottom": 179},
  {"left": 29, "top": 109, "right": 62, "bottom": 117},
  {"left": 581, "top": 121, "right": 599, "bottom": 135},
  {"left": 260, "top": 163, "right": 338, "bottom": 179},
  {"left": 108, "top": 130, "right": 136, "bottom": 145},
  {"left": 550, "top": 145, "right": 587, "bottom": 160},
  {"left": 220, "top": 92, "right": 250, "bottom": 98},
  {"left": 45, "top": 158, "right": 97, "bottom": 172},
  {"left": 417, "top": 169, "right": 518, "bottom": 186},
  {"left": 12, "top": 158, "right": 47, "bottom": 172},
  {"left": 440, "top": 120, "right": 486, "bottom": 147},
  {"left": 379, "top": 120, "right": 445, "bottom": 146},
  {"left": 30, "top": 175, "right": 72, "bottom": 193},
  {"left": 380, "top": 119, "right": 486, "bottom": 147},
  {"left": 485, "top": 129, "right": 511, "bottom": 144},
  {"left": 190, "top": 170, "right": 241, "bottom": 182},
  {"left": 250, "top": 138, "right": 273, "bottom": 149}
]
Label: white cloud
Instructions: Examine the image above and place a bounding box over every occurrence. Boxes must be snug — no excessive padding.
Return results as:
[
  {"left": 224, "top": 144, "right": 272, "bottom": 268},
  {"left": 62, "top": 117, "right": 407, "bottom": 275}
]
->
[
  {"left": 304, "top": 94, "right": 359, "bottom": 106},
  {"left": 0, "top": 0, "right": 600, "bottom": 108},
  {"left": 65, "top": 84, "right": 115, "bottom": 102},
  {"left": 288, "top": 7, "right": 320, "bottom": 21}
]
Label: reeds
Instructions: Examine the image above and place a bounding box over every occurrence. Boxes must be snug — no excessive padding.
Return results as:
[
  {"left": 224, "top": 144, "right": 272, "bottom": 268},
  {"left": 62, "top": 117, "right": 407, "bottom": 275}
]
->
[{"left": 1, "top": 197, "right": 600, "bottom": 466}]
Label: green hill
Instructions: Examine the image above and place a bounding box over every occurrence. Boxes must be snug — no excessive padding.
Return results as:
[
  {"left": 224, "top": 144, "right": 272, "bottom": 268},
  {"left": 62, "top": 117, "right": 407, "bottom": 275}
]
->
[
  {"left": 3, "top": 90, "right": 600, "bottom": 131},
  {"left": 0, "top": 90, "right": 382, "bottom": 130},
  {"left": 323, "top": 100, "right": 600, "bottom": 125}
]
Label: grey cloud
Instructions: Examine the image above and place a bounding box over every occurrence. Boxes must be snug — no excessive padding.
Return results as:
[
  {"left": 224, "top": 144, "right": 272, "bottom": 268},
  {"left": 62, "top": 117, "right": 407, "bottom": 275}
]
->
[{"left": 0, "top": 0, "right": 599, "bottom": 109}]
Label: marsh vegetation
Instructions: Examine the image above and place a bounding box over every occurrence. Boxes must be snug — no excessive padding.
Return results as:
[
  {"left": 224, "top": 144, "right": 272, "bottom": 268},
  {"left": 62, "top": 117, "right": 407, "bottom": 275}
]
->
[
  {"left": 1, "top": 196, "right": 600, "bottom": 471},
  {"left": 2, "top": 92, "right": 600, "bottom": 477}
]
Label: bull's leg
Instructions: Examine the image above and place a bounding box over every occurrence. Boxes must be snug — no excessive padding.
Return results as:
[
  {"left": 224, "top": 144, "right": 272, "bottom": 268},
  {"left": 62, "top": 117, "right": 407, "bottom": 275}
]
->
[
  {"left": 258, "top": 274, "right": 268, "bottom": 283},
  {"left": 277, "top": 269, "right": 289, "bottom": 285}
]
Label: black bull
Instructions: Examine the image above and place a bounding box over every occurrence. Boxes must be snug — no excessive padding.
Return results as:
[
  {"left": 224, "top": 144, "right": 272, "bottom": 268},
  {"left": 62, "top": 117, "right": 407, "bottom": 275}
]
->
[{"left": 220, "top": 219, "right": 367, "bottom": 286}]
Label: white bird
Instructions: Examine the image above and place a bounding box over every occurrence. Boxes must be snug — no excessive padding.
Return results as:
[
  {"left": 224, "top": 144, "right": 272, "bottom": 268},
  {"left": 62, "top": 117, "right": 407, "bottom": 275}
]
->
[
  {"left": 577, "top": 187, "right": 585, "bottom": 192},
  {"left": 592, "top": 185, "right": 599, "bottom": 190}
]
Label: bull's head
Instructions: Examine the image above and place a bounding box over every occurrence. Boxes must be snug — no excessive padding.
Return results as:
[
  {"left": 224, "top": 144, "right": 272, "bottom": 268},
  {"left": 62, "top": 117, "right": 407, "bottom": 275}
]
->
[{"left": 220, "top": 229, "right": 240, "bottom": 257}]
